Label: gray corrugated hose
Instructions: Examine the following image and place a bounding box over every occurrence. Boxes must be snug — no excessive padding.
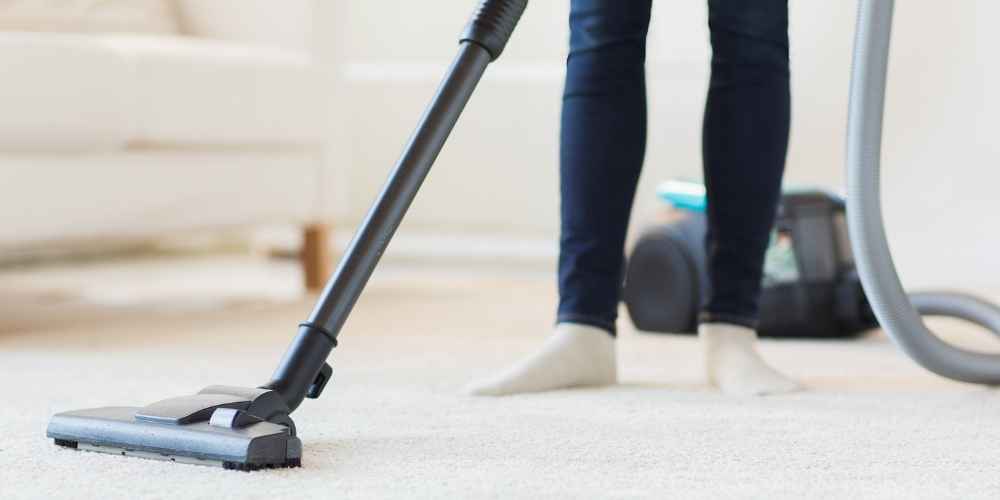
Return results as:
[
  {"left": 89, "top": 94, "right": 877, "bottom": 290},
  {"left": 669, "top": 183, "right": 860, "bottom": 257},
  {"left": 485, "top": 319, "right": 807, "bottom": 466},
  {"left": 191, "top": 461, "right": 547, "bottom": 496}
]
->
[{"left": 847, "top": 0, "right": 1000, "bottom": 383}]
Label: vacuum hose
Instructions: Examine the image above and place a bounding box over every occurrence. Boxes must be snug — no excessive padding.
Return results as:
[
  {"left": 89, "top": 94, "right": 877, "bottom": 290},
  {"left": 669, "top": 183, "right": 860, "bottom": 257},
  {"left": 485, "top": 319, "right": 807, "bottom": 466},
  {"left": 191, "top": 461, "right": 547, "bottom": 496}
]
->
[{"left": 847, "top": 0, "right": 1000, "bottom": 384}]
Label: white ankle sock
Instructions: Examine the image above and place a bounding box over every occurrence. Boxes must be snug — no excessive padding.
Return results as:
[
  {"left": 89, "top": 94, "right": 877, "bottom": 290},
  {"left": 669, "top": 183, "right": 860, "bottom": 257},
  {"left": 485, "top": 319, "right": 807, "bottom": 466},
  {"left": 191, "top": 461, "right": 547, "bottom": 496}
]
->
[
  {"left": 699, "top": 322, "right": 801, "bottom": 396},
  {"left": 464, "top": 323, "right": 617, "bottom": 396}
]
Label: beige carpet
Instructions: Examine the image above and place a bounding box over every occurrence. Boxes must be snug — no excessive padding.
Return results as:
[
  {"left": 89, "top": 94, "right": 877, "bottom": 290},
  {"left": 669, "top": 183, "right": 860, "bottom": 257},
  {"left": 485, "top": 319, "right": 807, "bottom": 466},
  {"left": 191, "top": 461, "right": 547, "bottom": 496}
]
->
[{"left": 3, "top": 256, "right": 1000, "bottom": 499}]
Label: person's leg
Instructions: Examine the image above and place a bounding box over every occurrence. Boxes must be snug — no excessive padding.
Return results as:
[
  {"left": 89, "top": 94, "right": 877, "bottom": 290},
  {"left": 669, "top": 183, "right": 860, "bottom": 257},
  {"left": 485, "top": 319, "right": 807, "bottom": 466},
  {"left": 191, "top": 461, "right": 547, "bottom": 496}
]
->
[
  {"left": 467, "top": 0, "right": 651, "bottom": 396},
  {"left": 556, "top": 0, "right": 651, "bottom": 334},
  {"left": 699, "top": 0, "right": 799, "bottom": 395}
]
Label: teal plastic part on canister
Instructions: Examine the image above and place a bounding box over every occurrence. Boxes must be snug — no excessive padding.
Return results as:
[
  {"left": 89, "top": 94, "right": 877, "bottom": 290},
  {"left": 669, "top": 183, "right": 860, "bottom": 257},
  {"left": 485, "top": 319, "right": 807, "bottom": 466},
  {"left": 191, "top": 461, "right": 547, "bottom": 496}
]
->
[{"left": 656, "top": 180, "right": 706, "bottom": 212}]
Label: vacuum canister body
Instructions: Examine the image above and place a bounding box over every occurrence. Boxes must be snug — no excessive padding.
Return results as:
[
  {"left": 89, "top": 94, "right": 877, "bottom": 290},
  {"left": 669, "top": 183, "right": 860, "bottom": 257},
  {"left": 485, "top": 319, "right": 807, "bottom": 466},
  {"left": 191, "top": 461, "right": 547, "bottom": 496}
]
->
[{"left": 623, "top": 185, "right": 876, "bottom": 338}]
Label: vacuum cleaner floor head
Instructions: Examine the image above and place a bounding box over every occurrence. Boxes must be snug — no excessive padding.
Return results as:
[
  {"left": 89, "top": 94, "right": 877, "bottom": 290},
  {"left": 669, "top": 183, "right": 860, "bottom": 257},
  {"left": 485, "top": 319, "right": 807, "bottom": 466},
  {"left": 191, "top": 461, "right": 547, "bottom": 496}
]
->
[{"left": 47, "top": 386, "right": 302, "bottom": 471}]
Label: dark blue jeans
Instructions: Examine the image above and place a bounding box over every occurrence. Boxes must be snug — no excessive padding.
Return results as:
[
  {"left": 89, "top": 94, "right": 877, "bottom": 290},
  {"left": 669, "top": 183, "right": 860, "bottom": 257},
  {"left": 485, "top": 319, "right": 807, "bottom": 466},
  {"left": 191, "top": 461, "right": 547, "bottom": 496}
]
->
[{"left": 557, "top": 0, "right": 790, "bottom": 334}]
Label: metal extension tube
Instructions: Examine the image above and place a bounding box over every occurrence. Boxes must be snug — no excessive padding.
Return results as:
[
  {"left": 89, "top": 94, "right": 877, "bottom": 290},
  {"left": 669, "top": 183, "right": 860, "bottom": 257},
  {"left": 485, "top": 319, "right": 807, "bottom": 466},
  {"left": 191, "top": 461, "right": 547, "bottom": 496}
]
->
[{"left": 265, "top": 0, "right": 529, "bottom": 410}]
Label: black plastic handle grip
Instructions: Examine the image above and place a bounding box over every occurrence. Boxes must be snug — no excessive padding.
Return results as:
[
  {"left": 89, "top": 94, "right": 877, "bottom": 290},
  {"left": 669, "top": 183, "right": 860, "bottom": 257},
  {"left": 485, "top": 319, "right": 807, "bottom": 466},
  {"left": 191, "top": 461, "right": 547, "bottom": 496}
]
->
[{"left": 460, "top": 0, "right": 528, "bottom": 60}]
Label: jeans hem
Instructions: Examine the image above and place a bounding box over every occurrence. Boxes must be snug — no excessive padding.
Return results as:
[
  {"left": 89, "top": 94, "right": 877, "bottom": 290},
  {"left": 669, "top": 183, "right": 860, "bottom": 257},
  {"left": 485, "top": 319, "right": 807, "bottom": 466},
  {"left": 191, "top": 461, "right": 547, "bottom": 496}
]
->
[{"left": 556, "top": 314, "right": 617, "bottom": 336}]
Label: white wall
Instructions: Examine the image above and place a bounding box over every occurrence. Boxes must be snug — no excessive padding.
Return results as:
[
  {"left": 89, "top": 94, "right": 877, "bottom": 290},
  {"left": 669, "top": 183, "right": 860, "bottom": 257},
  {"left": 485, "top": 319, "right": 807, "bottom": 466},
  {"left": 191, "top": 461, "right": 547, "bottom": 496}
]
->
[{"left": 318, "top": 1, "right": 1000, "bottom": 288}]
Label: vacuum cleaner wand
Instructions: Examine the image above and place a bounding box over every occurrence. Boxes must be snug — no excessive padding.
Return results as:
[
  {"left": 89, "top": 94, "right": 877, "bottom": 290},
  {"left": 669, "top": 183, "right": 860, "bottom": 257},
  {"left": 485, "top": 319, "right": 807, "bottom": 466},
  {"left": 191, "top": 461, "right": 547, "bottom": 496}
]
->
[
  {"left": 48, "top": 0, "right": 529, "bottom": 470},
  {"left": 265, "top": 0, "right": 527, "bottom": 412}
]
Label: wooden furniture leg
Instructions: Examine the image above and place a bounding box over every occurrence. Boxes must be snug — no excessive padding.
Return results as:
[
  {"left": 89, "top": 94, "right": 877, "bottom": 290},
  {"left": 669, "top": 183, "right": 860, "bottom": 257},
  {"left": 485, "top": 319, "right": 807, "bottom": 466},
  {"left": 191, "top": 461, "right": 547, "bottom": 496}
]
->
[{"left": 302, "top": 224, "right": 332, "bottom": 292}]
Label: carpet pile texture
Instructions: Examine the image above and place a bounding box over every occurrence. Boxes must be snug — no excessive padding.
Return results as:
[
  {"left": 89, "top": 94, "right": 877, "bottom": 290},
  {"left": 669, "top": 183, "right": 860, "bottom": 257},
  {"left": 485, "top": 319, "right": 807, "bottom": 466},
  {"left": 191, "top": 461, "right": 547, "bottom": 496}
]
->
[{"left": 2, "top": 257, "right": 999, "bottom": 499}]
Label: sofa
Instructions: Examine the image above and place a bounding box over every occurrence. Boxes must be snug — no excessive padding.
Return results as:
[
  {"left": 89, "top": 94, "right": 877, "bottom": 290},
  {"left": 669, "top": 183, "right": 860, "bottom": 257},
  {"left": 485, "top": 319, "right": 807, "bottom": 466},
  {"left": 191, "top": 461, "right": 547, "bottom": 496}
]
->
[{"left": 0, "top": 0, "right": 332, "bottom": 289}]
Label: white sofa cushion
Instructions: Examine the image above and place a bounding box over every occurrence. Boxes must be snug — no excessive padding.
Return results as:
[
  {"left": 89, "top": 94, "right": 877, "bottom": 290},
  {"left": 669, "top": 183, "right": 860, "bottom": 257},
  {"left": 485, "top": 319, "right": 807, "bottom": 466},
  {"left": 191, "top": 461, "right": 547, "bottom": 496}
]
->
[
  {"left": 0, "top": 0, "right": 178, "bottom": 34},
  {"left": 174, "top": 0, "right": 313, "bottom": 52},
  {"left": 101, "top": 34, "right": 325, "bottom": 147},
  {"left": 0, "top": 33, "right": 131, "bottom": 151},
  {"left": 0, "top": 32, "right": 324, "bottom": 151}
]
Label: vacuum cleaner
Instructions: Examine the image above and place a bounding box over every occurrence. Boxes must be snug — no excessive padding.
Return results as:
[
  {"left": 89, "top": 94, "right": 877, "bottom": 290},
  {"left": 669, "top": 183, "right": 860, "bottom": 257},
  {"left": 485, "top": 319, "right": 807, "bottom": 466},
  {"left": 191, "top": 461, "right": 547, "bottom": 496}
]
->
[
  {"left": 624, "top": 182, "right": 877, "bottom": 338},
  {"left": 622, "top": 181, "right": 984, "bottom": 339},
  {"left": 847, "top": 0, "right": 1000, "bottom": 384},
  {"left": 46, "top": 0, "right": 529, "bottom": 470}
]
